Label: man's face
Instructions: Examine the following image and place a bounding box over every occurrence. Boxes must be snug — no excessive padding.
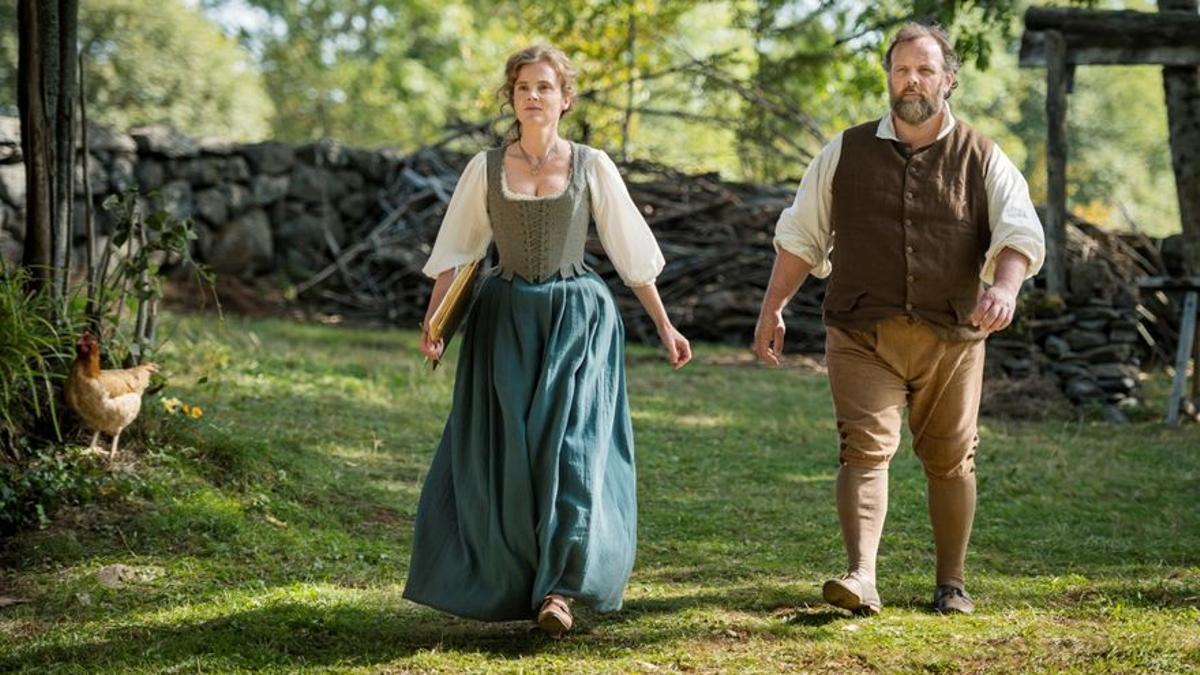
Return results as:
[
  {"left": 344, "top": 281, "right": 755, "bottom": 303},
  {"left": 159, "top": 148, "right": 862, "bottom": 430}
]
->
[{"left": 887, "top": 36, "right": 955, "bottom": 126}]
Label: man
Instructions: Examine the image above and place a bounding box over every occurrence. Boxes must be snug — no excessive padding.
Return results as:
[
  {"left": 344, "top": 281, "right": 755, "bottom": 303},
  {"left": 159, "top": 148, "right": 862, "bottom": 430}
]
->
[{"left": 753, "top": 23, "right": 1045, "bottom": 615}]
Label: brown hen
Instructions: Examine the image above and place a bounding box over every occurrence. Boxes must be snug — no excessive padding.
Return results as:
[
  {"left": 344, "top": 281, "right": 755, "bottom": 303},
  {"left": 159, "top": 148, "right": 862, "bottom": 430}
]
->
[{"left": 64, "top": 332, "right": 159, "bottom": 461}]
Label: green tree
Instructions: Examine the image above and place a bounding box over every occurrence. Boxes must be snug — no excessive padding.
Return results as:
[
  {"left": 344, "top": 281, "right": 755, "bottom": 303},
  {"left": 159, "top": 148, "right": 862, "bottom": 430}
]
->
[
  {"left": 497, "top": 0, "right": 698, "bottom": 151},
  {"left": 189, "top": 0, "right": 1179, "bottom": 241},
  {"left": 999, "top": 61, "right": 1179, "bottom": 236},
  {"left": 0, "top": 0, "right": 273, "bottom": 140},
  {"left": 208, "top": 0, "right": 499, "bottom": 147},
  {"left": 717, "top": 0, "right": 1049, "bottom": 180}
]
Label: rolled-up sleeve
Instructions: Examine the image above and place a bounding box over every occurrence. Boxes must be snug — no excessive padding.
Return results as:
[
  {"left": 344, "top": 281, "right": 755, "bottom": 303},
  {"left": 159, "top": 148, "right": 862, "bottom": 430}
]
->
[
  {"left": 773, "top": 133, "right": 841, "bottom": 279},
  {"left": 981, "top": 144, "right": 1045, "bottom": 284},
  {"left": 421, "top": 152, "right": 492, "bottom": 279},
  {"left": 588, "top": 149, "right": 665, "bottom": 287}
]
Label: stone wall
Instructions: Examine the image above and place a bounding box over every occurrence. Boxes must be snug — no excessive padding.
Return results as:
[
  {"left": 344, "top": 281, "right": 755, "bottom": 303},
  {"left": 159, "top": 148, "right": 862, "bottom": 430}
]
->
[
  {"left": 987, "top": 273, "right": 1142, "bottom": 417},
  {"left": 0, "top": 117, "right": 404, "bottom": 282},
  {"left": 0, "top": 118, "right": 25, "bottom": 267},
  {"left": 0, "top": 118, "right": 1164, "bottom": 415}
]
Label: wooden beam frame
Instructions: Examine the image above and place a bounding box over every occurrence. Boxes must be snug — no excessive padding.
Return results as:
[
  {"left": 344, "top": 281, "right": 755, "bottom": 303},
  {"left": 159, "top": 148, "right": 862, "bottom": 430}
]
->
[
  {"left": 1020, "top": 8, "right": 1200, "bottom": 66},
  {"left": 1023, "top": 5, "right": 1200, "bottom": 425}
]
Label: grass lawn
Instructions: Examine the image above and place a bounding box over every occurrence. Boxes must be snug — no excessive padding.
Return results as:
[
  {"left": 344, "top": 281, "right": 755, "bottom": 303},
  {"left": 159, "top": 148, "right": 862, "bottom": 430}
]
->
[{"left": 1, "top": 313, "right": 1197, "bottom": 673}]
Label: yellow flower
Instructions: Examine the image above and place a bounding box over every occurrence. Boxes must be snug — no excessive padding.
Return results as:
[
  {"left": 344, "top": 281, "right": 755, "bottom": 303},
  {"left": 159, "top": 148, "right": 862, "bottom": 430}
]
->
[
  {"left": 189, "top": 406, "right": 204, "bottom": 420},
  {"left": 182, "top": 404, "right": 192, "bottom": 416},
  {"left": 162, "top": 397, "right": 182, "bottom": 414}
]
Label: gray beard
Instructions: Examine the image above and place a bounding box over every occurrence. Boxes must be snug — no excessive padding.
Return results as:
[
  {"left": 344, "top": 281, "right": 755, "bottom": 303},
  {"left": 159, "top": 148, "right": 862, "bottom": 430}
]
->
[{"left": 892, "top": 95, "right": 939, "bottom": 125}]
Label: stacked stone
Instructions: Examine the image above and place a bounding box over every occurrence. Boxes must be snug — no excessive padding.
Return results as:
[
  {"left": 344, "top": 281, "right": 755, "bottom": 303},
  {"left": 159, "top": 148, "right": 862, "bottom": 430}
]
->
[
  {"left": 1033, "top": 306, "right": 1141, "bottom": 409},
  {"left": 0, "top": 118, "right": 23, "bottom": 268},
  {"left": 0, "top": 117, "right": 403, "bottom": 281},
  {"left": 1022, "top": 260, "right": 1142, "bottom": 413},
  {"left": 127, "top": 126, "right": 403, "bottom": 280},
  {"left": 987, "top": 258, "right": 1143, "bottom": 416},
  {"left": 0, "top": 118, "right": 1159, "bottom": 417}
]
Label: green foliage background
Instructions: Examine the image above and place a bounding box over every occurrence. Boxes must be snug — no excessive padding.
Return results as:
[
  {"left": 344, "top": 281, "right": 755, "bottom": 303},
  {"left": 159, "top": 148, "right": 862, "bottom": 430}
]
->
[
  {"left": 0, "top": 0, "right": 1182, "bottom": 234},
  {"left": 0, "top": 0, "right": 275, "bottom": 140}
]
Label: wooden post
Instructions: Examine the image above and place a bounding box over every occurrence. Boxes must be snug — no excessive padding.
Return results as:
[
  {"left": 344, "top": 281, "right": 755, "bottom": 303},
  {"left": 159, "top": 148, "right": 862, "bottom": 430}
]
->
[
  {"left": 1167, "top": 290, "right": 1198, "bottom": 426},
  {"left": 1044, "top": 30, "right": 1069, "bottom": 297},
  {"left": 17, "top": 0, "right": 54, "bottom": 291},
  {"left": 1193, "top": 305, "right": 1200, "bottom": 407},
  {"left": 53, "top": 0, "right": 78, "bottom": 305},
  {"left": 1161, "top": 0, "right": 1200, "bottom": 277}
]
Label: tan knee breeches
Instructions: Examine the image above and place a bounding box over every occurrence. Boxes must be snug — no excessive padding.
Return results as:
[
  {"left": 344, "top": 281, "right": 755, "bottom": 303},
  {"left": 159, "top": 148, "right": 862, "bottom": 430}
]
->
[
  {"left": 825, "top": 316, "right": 985, "bottom": 589},
  {"left": 826, "top": 316, "right": 984, "bottom": 477}
]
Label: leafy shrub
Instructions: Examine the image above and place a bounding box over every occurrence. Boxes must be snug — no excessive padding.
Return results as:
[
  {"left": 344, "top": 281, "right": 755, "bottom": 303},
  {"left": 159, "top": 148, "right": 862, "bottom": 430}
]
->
[
  {"left": 0, "top": 192, "right": 209, "bottom": 533},
  {"left": 0, "top": 447, "right": 112, "bottom": 534}
]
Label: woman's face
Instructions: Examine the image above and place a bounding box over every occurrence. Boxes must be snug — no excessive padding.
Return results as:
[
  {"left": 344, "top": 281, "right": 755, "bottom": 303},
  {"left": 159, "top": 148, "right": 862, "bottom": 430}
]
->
[{"left": 512, "top": 61, "right": 570, "bottom": 131}]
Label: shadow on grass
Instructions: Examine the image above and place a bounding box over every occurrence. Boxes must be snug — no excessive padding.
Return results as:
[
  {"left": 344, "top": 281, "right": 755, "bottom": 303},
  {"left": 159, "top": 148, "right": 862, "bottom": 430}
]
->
[
  {"left": 613, "top": 586, "right": 847, "bottom": 627},
  {"left": 3, "top": 603, "right": 548, "bottom": 671},
  {"left": 10, "top": 572, "right": 1195, "bottom": 672},
  {"left": 4, "top": 584, "right": 862, "bottom": 671},
  {"left": 6, "top": 316, "right": 1199, "bottom": 671}
]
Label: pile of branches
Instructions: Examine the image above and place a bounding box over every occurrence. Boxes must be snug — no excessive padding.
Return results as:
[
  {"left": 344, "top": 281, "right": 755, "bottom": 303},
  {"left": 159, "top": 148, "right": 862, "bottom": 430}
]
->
[
  {"left": 292, "top": 146, "right": 472, "bottom": 323},
  {"left": 1061, "top": 214, "right": 1190, "bottom": 364},
  {"left": 294, "top": 142, "right": 826, "bottom": 350},
  {"left": 293, "top": 138, "right": 1186, "bottom": 360},
  {"left": 596, "top": 159, "right": 823, "bottom": 349}
]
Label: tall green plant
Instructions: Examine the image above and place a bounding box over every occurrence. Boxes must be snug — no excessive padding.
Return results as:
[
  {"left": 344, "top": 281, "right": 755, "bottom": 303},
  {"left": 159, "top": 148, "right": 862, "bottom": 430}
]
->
[
  {"left": 1, "top": 193, "right": 206, "bottom": 461},
  {"left": 0, "top": 270, "right": 74, "bottom": 460},
  {"left": 92, "top": 191, "right": 210, "bottom": 364},
  {"left": 0, "top": 193, "right": 205, "bottom": 530}
]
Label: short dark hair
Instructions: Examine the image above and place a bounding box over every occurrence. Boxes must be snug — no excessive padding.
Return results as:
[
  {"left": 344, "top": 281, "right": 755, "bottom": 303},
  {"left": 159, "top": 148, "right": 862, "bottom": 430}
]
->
[{"left": 884, "top": 23, "right": 960, "bottom": 74}]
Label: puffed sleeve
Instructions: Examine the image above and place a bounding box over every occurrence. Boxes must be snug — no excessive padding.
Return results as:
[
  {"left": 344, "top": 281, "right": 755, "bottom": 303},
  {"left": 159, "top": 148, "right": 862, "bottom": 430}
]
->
[
  {"left": 587, "top": 149, "right": 666, "bottom": 287},
  {"left": 981, "top": 143, "right": 1046, "bottom": 284},
  {"left": 772, "top": 133, "right": 841, "bottom": 279},
  {"left": 421, "top": 152, "right": 492, "bottom": 278}
]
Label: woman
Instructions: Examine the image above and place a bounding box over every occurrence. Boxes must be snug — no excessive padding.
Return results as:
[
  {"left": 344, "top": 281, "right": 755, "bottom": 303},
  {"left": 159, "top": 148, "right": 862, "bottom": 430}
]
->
[{"left": 403, "top": 44, "right": 691, "bottom": 638}]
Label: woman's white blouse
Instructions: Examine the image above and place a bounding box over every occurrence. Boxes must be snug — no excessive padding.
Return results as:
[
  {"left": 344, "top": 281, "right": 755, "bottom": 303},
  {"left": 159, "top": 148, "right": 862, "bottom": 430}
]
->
[{"left": 421, "top": 148, "right": 665, "bottom": 287}]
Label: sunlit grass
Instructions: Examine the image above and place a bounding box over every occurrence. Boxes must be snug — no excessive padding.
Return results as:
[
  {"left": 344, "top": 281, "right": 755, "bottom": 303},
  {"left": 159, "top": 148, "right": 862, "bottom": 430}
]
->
[{"left": 0, "top": 313, "right": 1196, "bottom": 673}]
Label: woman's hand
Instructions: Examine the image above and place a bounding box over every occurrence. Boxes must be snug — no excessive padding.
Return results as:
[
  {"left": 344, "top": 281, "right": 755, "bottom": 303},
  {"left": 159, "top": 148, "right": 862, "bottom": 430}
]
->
[
  {"left": 629, "top": 282, "right": 690, "bottom": 369},
  {"left": 657, "top": 323, "right": 692, "bottom": 370},
  {"left": 420, "top": 327, "right": 445, "bottom": 362},
  {"left": 420, "top": 270, "right": 455, "bottom": 364}
]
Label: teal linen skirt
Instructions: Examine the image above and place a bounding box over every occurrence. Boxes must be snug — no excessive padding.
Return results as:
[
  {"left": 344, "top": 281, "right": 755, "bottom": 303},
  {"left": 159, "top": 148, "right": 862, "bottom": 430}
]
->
[{"left": 403, "top": 271, "right": 637, "bottom": 621}]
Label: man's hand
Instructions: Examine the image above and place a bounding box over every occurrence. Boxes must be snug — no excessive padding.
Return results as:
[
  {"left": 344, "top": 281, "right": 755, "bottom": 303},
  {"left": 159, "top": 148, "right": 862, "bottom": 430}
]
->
[
  {"left": 753, "top": 249, "right": 813, "bottom": 367},
  {"left": 970, "top": 284, "right": 1018, "bottom": 334},
  {"left": 971, "top": 247, "right": 1031, "bottom": 334},
  {"left": 753, "top": 310, "right": 786, "bottom": 366}
]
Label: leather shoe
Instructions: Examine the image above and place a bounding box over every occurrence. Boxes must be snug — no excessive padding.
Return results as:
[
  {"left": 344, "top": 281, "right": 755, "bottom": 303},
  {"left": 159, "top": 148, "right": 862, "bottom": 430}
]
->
[
  {"left": 822, "top": 576, "right": 882, "bottom": 616},
  {"left": 932, "top": 585, "right": 975, "bottom": 614}
]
